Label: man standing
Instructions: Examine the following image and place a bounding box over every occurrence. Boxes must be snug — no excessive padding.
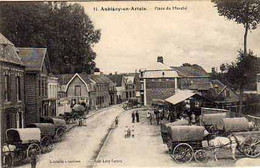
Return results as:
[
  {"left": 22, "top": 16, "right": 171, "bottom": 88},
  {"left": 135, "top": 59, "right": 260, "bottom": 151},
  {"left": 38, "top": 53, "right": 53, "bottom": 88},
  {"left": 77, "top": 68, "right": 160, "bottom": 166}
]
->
[
  {"left": 132, "top": 111, "right": 135, "bottom": 123},
  {"left": 31, "top": 153, "right": 38, "bottom": 168},
  {"left": 135, "top": 111, "right": 139, "bottom": 122}
]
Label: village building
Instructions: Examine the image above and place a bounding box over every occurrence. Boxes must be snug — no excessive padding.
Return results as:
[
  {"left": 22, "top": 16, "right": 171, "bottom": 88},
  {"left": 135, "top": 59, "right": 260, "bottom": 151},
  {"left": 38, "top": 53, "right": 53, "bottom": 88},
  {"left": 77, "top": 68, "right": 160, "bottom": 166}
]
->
[
  {"left": 18, "top": 47, "right": 52, "bottom": 125},
  {"left": 139, "top": 56, "right": 179, "bottom": 105},
  {"left": 107, "top": 74, "right": 126, "bottom": 103},
  {"left": 0, "top": 34, "right": 25, "bottom": 144},
  {"left": 89, "top": 74, "right": 116, "bottom": 108},
  {"left": 108, "top": 73, "right": 141, "bottom": 103},
  {"left": 56, "top": 73, "right": 95, "bottom": 109},
  {"left": 56, "top": 73, "right": 116, "bottom": 111}
]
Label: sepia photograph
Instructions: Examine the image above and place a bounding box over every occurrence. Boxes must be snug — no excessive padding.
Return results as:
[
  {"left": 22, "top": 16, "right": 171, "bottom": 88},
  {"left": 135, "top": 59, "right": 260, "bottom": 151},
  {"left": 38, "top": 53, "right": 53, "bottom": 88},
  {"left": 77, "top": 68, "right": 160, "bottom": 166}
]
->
[{"left": 0, "top": 0, "right": 260, "bottom": 168}]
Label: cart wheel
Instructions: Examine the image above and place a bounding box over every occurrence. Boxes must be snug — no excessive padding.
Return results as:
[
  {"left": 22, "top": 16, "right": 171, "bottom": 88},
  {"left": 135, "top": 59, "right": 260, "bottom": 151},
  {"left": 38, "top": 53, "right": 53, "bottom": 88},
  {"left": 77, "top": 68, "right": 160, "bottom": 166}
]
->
[
  {"left": 171, "top": 143, "right": 194, "bottom": 163},
  {"left": 27, "top": 143, "right": 41, "bottom": 158},
  {"left": 56, "top": 127, "right": 66, "bottom": 142},
  {"left": 194, "top": 150, "right": 208, "bottom": 163},
  {"left": 242, "top": 136, "right": 260, "bottom": 158},
  {"left": 41, "top": 136, "right": 54, "bottom": 153},
  {"left": 2, "top": 154, "right": 13, "bottom": 167}
]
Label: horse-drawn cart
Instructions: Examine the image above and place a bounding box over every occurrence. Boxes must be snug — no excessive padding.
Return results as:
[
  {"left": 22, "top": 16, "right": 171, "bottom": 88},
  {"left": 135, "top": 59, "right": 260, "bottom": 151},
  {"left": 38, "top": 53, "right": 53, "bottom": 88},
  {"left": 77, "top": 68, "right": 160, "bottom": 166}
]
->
[
  {"left": 40, "top": 117, "right": 67, "bottom": 142},
  {"left": 2, "top": 128, "right": 41, "bottom": 167},
  {"left": 166, "top": 125, "right": 209, "bottom": 163},
  {"left": 123, "top": 98, "right": 140, "bottom": 110},
  {"left": 27, "top": 123, "right": 55, "bottom": 152}
]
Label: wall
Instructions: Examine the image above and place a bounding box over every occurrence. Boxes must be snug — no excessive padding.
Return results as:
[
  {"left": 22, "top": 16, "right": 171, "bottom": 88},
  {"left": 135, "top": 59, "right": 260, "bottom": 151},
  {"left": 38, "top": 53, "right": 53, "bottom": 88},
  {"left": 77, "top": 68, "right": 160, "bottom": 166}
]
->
[
  {"left": 24, "top": 73, "right": 39, "bottom": 125},
  {"left": 0, "top": 62, "right": 25, "bottom": 144},
  {"left": 145, "top": 78, "right": 176, "bottom": 105}
]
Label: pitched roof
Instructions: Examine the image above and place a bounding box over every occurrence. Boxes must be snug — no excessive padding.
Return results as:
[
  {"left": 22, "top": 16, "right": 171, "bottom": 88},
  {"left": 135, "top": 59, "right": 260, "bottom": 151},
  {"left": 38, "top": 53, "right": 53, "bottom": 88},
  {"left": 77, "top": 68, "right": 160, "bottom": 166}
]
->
[
  {"left": 0, "top": 33, "right": 24, "bottom": 66},
  {"left": 18, "top": 48, "right": 48, "bottom": 71},
  {"left": 189, "top": 82, "right": 213, "bottom": 91},
  {"left": 89, "top": 75, "right": 114, "bottom": 85},
  {"left": 171, "top": 64, "right": 209, "bottom": 77},
  {"left": 107, "top": 74, "right": 124, "bottom": 87}
]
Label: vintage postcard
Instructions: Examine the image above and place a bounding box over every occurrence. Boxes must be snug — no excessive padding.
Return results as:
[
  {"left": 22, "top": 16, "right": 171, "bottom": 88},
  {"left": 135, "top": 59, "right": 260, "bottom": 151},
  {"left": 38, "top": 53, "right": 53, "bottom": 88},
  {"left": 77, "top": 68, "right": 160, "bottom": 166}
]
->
[{"left": 0, "top": 0, "right": 260, "bottom": 168}]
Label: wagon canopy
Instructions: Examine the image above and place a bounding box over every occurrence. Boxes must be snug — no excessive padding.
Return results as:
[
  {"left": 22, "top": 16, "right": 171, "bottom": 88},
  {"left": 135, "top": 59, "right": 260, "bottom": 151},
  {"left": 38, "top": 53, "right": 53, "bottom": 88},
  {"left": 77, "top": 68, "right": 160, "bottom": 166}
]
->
[
  {"left": 202, "top": 113, "right": 227, "bottom": 130},
  {"left": 165, "top": 90, "right": 197, "bottom": 105},
  {"left": 27, "top": 123, "right": 55, "bottom": 137},
  {"left": 167, "top": 125, "right": 205, "bottom": 142},
  {"left": 223, "top": 117, "right": 250, "bottom": 132},
  {"left": 6, "top": 128, "right": 41, "bottom": 144},
  {"left": 40, "top": 117, "right": 66, "bottom": 129},
  {"left": 161, "top": 119, "right": 189, "bottom": 133}
]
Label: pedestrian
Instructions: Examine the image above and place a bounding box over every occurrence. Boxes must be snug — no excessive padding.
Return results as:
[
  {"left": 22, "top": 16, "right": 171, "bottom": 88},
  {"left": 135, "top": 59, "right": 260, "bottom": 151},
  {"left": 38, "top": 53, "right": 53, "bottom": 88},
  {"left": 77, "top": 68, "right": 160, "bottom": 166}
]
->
[
  {"left": 156, "top": 113, "right": 160, "bottom": 125},
  {"left": 147, "top": 112, "right": 153, "bottom": 125},
  {"left": 132, "top": 111, "right": 135, "bottom": 123},
  {"left": 135, "top": 111, "right": 139, "bottom": 122},
  {"left": 30, "top": 153, "right": 38, "bottom": 168},
  {"left": 115, "top": 116, "right": 119, "bottom": 127},
  {"left": 191, "top": 112, "right": 196, "bottom": 125}
]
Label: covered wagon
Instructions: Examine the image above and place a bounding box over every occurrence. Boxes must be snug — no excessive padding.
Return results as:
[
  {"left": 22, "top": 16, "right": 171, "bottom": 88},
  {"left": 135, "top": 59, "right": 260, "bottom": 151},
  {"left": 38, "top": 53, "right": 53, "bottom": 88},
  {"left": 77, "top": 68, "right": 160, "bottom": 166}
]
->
[
  {"left": 27, "top": 123, "right": 55, "bottom": 152},
  {"left": 166, "top": 125, "right": 209, "bottom": 163},
  {"left": 2, "top": 128, "right": 41, "bottom": 167},
  {"left": 160, "top": 119, "right": 189, "bottom": 144},
  {"left": 40, "top": 117, "right": 67, "bottom": 142},
  {"left": 200, "top": 107, "right": 229, "bottom": 133},
  {"left": 202, "top": 113, "right": 226, "bottom": 133},
  {"left": 223, "top": 117, "right": 255, "bottom": 133}
]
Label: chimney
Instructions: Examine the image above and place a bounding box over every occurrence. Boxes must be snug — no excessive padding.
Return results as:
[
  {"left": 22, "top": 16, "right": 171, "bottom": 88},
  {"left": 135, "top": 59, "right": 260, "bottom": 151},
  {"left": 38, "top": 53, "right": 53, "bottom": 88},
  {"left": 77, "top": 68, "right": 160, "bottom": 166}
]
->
[{"left": 157, "top": 56, "right": 163, "bottom": 64}]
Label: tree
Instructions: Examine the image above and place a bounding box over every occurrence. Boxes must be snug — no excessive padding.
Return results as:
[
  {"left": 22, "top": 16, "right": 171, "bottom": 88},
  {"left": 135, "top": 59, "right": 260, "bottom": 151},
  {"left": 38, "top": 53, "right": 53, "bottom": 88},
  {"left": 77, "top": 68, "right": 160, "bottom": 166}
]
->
[
  {"left": 226, "top": 50, "right": 259, "bottom": 114},
  {"left": 0, "top": 2, "right": 101, "bottom": 74},
  {"left": 212, "top": 0, "right": 260, "bottom": 55}
]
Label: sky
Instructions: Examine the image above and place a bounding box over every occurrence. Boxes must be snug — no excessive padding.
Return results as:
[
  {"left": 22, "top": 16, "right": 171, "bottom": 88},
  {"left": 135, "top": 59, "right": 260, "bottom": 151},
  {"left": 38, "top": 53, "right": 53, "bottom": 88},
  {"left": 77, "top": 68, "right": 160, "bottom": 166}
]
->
[{"left": 80, "top": 1, "right": 260, "bottom": 74}]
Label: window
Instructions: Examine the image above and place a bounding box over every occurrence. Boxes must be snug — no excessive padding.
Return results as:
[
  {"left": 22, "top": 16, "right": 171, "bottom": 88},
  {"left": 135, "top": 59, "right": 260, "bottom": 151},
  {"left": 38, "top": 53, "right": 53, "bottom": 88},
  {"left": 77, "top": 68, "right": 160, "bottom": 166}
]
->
[
  {"left": 75, "top": 85, "right": 81, "bottom": 96},
  {"left": 16, "top": 76, "right": 21, "bottom": 101},
  {"left": 4, "top": 74, "right": 10, "bottom": 101}
]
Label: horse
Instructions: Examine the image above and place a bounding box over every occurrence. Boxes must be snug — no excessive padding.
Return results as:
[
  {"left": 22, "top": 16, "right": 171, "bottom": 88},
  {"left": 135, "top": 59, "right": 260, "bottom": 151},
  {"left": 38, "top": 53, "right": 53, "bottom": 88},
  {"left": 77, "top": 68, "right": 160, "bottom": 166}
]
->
[{"left": 208, "top": 134, "right": 245, "bottom": 161}]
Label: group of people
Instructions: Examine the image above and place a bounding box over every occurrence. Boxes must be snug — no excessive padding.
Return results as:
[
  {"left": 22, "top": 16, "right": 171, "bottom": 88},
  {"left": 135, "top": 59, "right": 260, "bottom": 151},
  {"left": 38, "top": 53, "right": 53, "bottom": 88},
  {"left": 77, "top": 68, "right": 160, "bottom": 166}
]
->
[
  {"left": 131, "top": 111, "right": 140, "bottom": 123},
  {"left": 147, "top": 109, "right": 163, "bottom": 125}
]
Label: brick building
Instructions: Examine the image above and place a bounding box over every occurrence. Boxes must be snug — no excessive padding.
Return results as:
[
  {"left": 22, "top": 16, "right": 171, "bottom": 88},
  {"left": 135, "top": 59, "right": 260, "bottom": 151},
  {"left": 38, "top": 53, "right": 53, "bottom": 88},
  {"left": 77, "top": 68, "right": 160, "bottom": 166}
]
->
[
  {"left": 18, "top": 48, "right": 51, "bottom": 125},
  {"left": 140, "top": 57, "right": 179, "bottom": 105},
  {"left": 0, "top": 34, "right": 25, "bottom": 144}
]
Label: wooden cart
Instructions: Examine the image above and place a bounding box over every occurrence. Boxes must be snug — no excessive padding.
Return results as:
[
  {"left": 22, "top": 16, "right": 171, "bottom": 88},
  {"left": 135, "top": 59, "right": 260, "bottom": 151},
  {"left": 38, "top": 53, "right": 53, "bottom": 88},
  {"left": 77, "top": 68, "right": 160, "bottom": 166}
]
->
[
  {"left": 40, "top": 117, "right": 67, "bottom": 142},
  {"left": 2, "top": 128, "right": 41, "bottom": 167},
  {"left": 27, "top": 123, "right": 56, "bottom": 153},
  {"left": 166, "top": 125, "right": 208, "bottom": 163}
]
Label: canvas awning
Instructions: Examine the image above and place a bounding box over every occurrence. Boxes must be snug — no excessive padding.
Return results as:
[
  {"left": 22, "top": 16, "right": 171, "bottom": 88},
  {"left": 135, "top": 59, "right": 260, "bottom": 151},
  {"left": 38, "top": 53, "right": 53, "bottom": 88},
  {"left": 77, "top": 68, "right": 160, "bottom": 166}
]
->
[{"left": 165, "top": 90, "right": 196, "bottom": 105}]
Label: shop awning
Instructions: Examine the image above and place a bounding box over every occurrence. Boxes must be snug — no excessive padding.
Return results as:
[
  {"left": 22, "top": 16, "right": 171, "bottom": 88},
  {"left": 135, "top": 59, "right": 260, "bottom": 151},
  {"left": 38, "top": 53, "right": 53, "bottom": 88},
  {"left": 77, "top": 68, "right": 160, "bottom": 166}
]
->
[{"left": 165, "top": 90, "right": 196, "bottom": 105}]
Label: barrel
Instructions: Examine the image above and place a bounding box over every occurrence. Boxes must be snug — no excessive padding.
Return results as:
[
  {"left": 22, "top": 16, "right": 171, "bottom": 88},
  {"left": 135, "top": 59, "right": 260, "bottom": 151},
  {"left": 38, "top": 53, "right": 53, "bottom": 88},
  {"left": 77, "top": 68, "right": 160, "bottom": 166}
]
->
[
  {"left": 167, "top": 125, "right": 205, "bottom": 142},
  {"left": 223, "top": 117, "right": 249, "bottom": 132}
]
